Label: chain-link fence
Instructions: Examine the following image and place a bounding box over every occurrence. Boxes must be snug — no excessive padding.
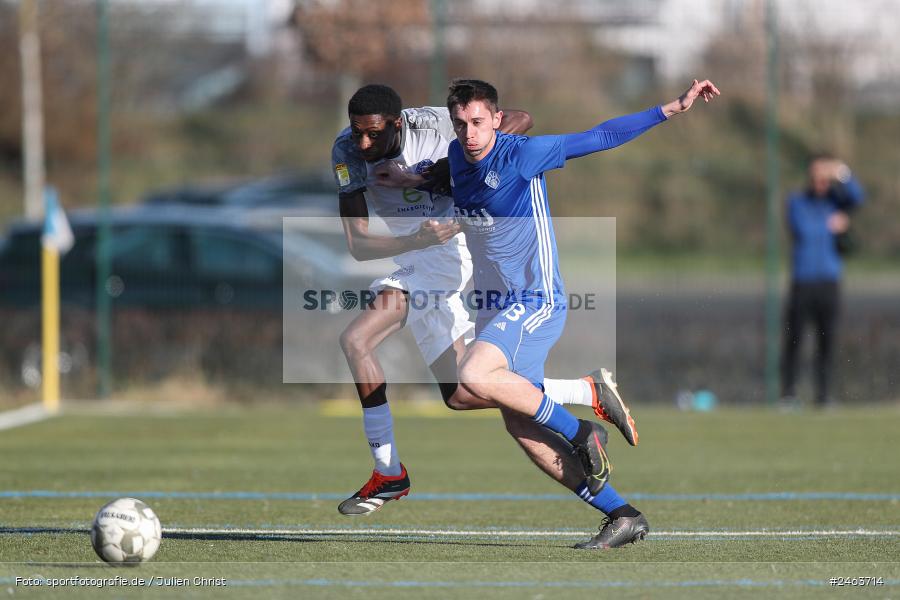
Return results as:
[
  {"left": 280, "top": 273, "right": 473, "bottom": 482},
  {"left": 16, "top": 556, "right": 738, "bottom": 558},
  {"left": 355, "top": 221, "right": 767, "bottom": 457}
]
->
[{"left": 0, "top": 0, "right": 897, "bottom": 404}]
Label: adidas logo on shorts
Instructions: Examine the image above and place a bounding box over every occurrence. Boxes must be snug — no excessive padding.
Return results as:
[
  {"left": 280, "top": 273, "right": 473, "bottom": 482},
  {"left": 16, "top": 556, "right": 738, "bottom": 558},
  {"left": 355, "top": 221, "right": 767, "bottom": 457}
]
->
[{"left": 494, "top": 321, "right": 507, "bottom": 331}]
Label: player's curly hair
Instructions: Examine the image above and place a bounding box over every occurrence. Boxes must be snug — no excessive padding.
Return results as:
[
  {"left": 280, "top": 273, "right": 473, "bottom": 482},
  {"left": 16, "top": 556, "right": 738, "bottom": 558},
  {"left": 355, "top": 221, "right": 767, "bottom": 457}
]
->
[
  {"left": 446, "top": 79, "right": 499, "bottom": 114},
  {"left": 348, "top": 84, "right": 402, "bottom": 119}
]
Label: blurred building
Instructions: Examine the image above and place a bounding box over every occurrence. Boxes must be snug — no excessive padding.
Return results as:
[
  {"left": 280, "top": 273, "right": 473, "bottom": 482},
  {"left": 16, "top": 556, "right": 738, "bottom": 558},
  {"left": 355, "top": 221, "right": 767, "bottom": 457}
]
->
[
  {"left": 477, "top": 0, "right": 900, "bottom": 98},
  {"left": 289, "top": 0, "right": 900, "bottom": 108},
  {"left": 99, "top": 0, "right": 297, "bottom": 110},
  {"left": 97, "top": 0, "right": 900, "bottom": 102},
  {"left": 108, "top": 0, "right": 293, "bottom": 55}
]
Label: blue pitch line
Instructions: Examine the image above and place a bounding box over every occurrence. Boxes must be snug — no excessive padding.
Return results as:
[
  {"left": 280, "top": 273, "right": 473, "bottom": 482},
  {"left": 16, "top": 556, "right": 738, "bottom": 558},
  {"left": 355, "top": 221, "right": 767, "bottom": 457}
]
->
[{"left": 1, "top": 490, "right": 899, "bottom": 502}]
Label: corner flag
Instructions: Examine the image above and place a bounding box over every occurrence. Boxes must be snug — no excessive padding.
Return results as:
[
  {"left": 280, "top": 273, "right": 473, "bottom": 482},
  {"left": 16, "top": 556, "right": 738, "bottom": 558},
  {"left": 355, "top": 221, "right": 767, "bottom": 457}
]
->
[
  {"left": 41, "top": 186, "right": 74, "bottom": 254},
  {"left": 41, "top": 185, "right": 71, "bottom": 413}
]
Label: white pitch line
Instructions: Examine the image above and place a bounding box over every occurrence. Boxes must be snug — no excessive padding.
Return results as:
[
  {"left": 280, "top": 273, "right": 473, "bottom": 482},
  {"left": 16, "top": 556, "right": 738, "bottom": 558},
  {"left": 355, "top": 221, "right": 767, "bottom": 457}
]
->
[
  {"left": 164, "top": 527, "right": 900, "bottom": 538},
  {"left": 0, "top": 403, "right": 51, "bottom": 431}
]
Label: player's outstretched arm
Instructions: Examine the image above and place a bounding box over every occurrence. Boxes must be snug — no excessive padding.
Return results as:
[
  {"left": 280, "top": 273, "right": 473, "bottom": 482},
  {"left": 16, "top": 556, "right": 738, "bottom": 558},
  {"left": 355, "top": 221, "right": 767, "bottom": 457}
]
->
[
  {"left": 554, "top": 78, "right": 721, "bottom": 162},
  {"left": 661, "top": 79, "right": 721, "bottom": 117},
  {"left": 513, "top": 79, "right": 721, "bottom": 185}
]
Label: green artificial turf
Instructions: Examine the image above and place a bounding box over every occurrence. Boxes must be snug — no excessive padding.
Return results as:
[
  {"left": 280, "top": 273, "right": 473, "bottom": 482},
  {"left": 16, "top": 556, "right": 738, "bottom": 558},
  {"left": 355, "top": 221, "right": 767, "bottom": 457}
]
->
[{"left": 0, "top": 404, "right": 898, "bottom": 598}]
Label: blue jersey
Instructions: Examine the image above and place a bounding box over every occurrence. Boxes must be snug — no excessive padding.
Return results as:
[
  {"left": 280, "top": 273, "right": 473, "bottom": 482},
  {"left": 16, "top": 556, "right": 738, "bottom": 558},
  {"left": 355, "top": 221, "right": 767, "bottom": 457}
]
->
[
  {"left": 448, "top": 105, "right": 666, "bottom": 383},
  {"left": 449, "top": 132, "right": 568, "bottom": 312},
  {"left": 448, "top": 105, "right": 666, "bottom": 322}
]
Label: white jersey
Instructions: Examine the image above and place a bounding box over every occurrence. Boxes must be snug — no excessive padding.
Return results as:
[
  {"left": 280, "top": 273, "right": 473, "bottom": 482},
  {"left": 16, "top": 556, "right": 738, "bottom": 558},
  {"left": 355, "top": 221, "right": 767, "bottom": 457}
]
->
[
  {"left": 331, "top": 106, "right": 467, "bottom": 269},
  {"left": 331, "top": 106, "right": 473, "bottom": 363}
]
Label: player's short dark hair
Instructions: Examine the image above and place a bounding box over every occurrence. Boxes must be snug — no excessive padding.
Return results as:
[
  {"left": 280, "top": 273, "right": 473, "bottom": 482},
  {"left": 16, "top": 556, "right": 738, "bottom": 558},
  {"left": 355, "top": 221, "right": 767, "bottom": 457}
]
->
[
  {"left": 446, "top": 79, "right": 499, "bottom": 114},
  {"left": 348, "top": 84, "right": 402, "bottom": 119},
  {"left": 809, "top": 151, "right": 836, "bottom": 164}
]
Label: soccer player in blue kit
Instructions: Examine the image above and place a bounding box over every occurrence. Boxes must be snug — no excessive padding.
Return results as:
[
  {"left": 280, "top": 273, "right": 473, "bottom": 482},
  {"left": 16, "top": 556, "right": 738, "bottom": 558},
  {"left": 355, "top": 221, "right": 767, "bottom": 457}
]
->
[{"left": 447, "top": 78, "right": 720, "bottom": 548}]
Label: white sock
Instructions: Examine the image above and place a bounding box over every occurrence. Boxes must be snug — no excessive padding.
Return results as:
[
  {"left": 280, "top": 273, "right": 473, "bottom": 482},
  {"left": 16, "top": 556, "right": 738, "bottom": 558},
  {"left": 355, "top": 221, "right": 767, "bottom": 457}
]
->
[
  {"left": 362, "top": 403, "right": 401, "bottom": 476},
  {"left": 543, "top": 378, "right": 593, "bottom": 407}
]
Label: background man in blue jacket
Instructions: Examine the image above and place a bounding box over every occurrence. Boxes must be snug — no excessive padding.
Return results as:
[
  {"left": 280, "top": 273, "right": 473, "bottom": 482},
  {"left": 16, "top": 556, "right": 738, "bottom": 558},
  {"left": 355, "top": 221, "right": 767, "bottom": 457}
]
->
[{"left": 782, "top": 154, "right": 864, "bottom": 408}]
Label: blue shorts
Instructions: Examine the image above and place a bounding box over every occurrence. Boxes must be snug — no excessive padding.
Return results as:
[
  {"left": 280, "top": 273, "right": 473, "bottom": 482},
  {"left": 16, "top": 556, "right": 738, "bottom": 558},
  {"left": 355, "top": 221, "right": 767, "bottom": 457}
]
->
[{"left": 475, "top": 302, "right": 567, "bottom": 388}]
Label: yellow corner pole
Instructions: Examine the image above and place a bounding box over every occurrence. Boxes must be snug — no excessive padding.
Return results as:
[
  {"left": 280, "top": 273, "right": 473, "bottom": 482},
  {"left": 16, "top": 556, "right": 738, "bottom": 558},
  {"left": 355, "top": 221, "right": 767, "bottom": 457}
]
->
[{"left": 41, "top": 243, "right": 60, "bottom": 413}]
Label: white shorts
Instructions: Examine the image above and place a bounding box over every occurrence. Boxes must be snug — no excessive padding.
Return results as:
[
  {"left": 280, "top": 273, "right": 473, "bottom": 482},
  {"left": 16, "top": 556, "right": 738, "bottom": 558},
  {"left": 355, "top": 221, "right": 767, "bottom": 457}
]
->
[{"left": 369, "top": 238, "right": 474, "bottom": 365}]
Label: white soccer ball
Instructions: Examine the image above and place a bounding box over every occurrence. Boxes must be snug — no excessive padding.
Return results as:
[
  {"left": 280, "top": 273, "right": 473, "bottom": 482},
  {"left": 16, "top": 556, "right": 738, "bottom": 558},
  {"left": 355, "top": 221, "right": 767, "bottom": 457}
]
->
[{"left": 91, "top": 497, "right": 162, "bottom": 564}]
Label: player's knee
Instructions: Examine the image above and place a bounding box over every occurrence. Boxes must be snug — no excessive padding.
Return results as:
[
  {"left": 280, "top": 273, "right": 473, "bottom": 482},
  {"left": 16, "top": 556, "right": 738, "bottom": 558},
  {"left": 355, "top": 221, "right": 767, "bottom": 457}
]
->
[
  {"left": 457, "top": 360, "right": 485, "bottom": 397},
  {"left": 339, "top": 327, "right": 368, "bottom": 360},
  {"left": 459, "top": 357, "right": 496, "bottom": 399},
  {"left": 457, "top": 356, "right": 479, "bottom": 385}
]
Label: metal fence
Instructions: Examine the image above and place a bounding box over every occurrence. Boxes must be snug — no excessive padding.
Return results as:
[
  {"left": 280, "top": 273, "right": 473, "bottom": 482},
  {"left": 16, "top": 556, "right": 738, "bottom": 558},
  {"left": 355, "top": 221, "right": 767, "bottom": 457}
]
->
[{"left": 0, "top": 0, "right": 898, "bottom": 404}]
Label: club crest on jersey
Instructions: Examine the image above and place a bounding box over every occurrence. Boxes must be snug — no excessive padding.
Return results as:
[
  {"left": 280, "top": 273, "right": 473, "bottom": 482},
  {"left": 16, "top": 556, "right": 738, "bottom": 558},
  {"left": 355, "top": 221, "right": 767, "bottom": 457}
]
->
[{"left": 485, "top": 170, "right": 500, "bottom": 189}]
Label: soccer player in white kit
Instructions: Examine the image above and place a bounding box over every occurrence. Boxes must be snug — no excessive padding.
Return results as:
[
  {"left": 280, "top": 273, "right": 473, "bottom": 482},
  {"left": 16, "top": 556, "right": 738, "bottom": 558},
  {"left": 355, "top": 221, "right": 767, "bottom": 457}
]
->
[{"left": 331, "top": 85, "right": 636, "bottom": 516}]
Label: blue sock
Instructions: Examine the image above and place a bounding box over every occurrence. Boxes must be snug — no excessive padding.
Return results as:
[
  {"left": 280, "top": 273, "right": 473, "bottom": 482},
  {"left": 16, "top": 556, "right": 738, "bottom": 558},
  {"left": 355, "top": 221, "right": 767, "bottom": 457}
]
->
[
  {"left": 532, "top": 394, "right": 580, "bottom": 441},
  {"left": 576, "top": 481, "right": 627, "bottom": 514}
]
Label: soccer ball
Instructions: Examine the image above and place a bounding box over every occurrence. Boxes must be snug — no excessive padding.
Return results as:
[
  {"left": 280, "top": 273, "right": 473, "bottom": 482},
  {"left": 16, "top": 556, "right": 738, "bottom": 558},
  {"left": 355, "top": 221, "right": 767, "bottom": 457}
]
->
[{"left": 91, "top": 497, "right": 162, "bottom": 564}]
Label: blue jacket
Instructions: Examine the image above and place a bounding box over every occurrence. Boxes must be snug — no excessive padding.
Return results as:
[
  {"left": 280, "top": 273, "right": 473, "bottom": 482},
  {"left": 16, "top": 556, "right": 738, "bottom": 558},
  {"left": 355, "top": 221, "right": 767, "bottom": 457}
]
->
[{"left": 787, "top": 177, "right": 864, "bottom": 282}]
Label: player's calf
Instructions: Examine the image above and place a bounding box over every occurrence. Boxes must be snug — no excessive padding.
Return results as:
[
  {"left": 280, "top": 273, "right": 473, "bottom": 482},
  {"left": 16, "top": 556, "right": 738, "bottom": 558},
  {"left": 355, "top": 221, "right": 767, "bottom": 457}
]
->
[{"left": 571, "top": 420, "right": 612, "bottom": 495}]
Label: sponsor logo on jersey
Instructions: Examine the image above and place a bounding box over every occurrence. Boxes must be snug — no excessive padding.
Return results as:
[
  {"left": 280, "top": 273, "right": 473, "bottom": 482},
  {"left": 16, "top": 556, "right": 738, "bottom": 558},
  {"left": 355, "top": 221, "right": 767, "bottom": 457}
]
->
[
  {"left": 454, "top": 207, "right": 495, "bottom": 228},
  {"left": 396, "top": 204, "right": 432, "bottom": 214},
  {"left": 485, "top": 170, "right": 500, "bottom": 189},
  {"left": 335, "top": 163, "right": 350, "bottom": 187},
  {"left": 403, "top": 188, "right": 424, "bottom": 204}
]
